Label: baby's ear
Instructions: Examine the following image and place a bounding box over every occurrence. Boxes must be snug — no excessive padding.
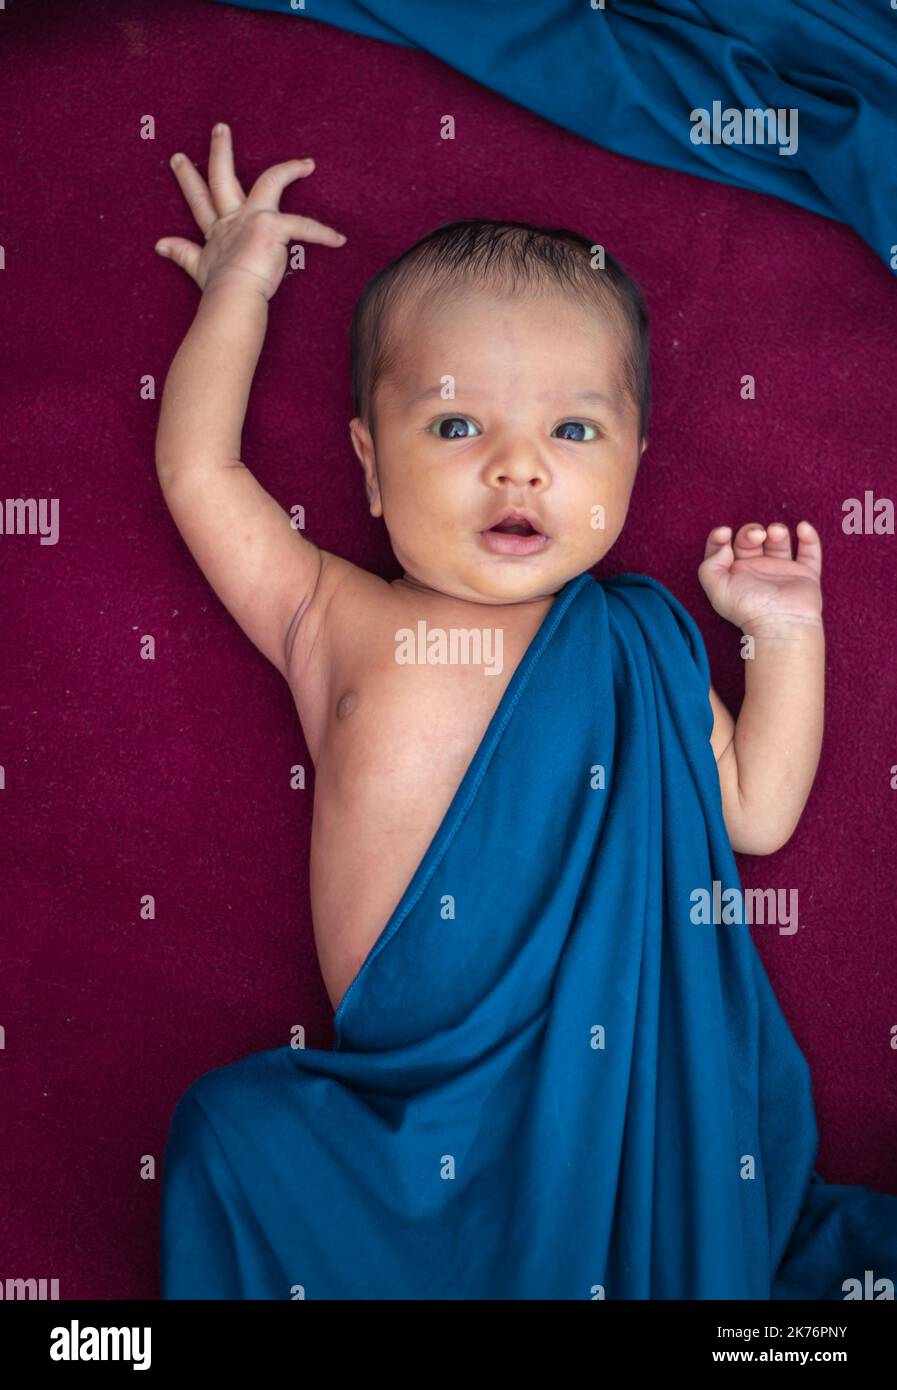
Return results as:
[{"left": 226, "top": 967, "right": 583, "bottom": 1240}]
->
[{"left": 349, "top": 418, "right": 382, "bottom": 518}]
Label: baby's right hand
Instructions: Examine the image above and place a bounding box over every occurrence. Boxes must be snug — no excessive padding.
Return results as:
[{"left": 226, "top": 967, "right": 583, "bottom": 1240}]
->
[{"left": 155, "top": 123, "right": 347, "bottom": 300}]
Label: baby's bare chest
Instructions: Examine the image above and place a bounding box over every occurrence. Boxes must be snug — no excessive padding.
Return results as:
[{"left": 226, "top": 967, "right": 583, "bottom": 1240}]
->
[
  {"left": 309, "top": 592, "right": 552, "bottom": 795},
  {"left": 323, "top": 646, "right": 519, "bottom": 814},
  {"left": 299, "top": 604, "right": 549, "bottom": 1011}
]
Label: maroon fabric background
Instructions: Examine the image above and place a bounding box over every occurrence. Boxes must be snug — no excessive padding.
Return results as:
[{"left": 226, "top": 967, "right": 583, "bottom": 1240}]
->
[{"left": 1, "top": 0, "right": 895, "bottom": 1300}]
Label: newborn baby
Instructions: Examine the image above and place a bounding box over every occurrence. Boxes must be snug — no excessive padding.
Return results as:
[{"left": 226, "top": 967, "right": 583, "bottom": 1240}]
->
[
  {"left": 155, "top": 127, "right": 897, "bottom": 1302},
  {"left": 155, "top": 125, "right": 824, "bottom": 1017}
]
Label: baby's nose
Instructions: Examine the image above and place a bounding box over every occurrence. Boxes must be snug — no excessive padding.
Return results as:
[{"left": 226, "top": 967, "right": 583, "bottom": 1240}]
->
[{"left": 488, "top": 450, "right": 549, "bottom": 487}]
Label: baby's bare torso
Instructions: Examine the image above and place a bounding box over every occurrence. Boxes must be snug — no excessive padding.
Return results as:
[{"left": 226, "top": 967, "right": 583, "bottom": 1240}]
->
[{"left": 288, "top": 555, "right": 557, "bottom": 1014}]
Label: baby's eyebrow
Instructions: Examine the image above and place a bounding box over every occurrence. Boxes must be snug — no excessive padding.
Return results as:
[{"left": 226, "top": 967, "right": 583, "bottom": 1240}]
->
[
  {"left": 407, "top": 385, "right": 621, "bottom": 414},
  {"left": 543, "top": 389, "right": 621, "bottom": 415}
]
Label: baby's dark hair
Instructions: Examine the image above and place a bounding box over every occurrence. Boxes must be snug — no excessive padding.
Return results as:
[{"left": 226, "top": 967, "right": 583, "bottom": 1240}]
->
[{"left": 349, "top": 218, "right": 651, "bottom": 445}]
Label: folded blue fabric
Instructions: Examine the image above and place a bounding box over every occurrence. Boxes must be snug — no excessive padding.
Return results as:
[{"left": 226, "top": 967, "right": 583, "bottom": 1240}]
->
[
  {"left": 211, "top": 0, "right": 897, "bottom": 270},
  {"left": 161, "top": 571, "right": 897, "bottom": 1298}
]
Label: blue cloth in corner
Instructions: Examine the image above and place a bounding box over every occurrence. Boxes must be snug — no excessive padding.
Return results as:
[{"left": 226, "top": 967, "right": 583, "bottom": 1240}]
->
[
  {"left": 161, "top": 571, "right": 897, "bottom": 1298},
  {"left": 210, "top": 0, "right": 897, "bottom": 270}
]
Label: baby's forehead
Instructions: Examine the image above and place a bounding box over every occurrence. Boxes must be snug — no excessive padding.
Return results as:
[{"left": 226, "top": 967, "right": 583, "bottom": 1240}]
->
[
  {"left": 398, "top": 276, "right": 616, "bottom": 331},
  {"left": 384, "top": 281, "right": 630, "bottom": 400}
]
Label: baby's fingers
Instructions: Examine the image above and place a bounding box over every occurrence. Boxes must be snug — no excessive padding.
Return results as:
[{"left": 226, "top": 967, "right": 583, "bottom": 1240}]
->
[
  {"left": 169, "top": 153, "right": 217, "bottom": 236},
  {"left": 155, "top": 236, "right": 203, "bottom": 281},
  {"left": 248, "top": 158, "right": 318, "bottom": 209},
  {"left": 698, "top": 526, "right": 733, "bottom": 591},
  {"left": 732, "top": 522, "right": 767, "bottom": 560},
  {"left": 276, "top": 212, "right": 347, "bottom": 247},
  {"left": 703, "top": 524, "right": 733, "bottom": 561},
  {"left": 246, "top": 157, "right": 347, "bottom": 244},
  {"left": 760, "top": 521, "right": 792, "bottom": 560},
  {"left": 794, "top": 519, "right": 822, "bottom": 578},
  {"left": 207, "top": 123, "right": 246, "bottom": 218}
]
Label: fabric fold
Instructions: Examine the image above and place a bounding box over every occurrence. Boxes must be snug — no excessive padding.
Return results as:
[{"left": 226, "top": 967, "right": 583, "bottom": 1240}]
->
[
  {"left": 161, "top": 570, "right": 897, "bottom": 1299},
  {"left": 211, "top": 0, "right": 897, "bottom": 268}
]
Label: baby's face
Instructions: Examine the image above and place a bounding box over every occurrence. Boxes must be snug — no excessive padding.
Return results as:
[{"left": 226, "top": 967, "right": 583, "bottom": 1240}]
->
[{"left": 350, "top": 287, "right": 645, "bottom": 606}]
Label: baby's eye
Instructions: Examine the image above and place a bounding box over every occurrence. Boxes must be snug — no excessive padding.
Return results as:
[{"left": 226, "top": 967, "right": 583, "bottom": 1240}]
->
[
  {"left": 553, "top": 420, "right": 599, "bottom": 442},
  {"left": 430, "top": 415, "right": 481, "bottom": 439}
]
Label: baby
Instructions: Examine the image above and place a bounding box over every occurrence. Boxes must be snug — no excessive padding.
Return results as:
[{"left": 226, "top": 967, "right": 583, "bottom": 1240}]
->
[
  {"left": 155, "top": 125, "right": 824, "bottom": 1018},
  {"left": 158, "top": 127, "right": 895, "bottom": 1303}
]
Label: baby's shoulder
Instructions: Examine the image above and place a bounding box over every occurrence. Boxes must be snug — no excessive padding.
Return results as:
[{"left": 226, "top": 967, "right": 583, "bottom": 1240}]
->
[
  {"left": 292, "top": 551, "right": 400, "bottom": 678},
  {"left": 305, "top": 550, "right": 391, "bottom": 627}
]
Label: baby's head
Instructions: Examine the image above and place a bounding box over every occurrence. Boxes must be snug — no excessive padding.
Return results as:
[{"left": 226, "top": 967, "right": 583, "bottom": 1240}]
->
[{"left": 349, "top": 219, "right": 650, "bottom": 605}]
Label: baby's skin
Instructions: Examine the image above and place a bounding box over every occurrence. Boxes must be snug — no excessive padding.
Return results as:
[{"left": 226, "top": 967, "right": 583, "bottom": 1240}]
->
[{"left": 155, "top": 126, "right": 825, "bottom": 1014}]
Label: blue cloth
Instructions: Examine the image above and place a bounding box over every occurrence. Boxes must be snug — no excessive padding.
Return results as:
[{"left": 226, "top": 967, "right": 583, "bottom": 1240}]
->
[
  {"left": 211, "top": 0, "right": 897, "bottom": 271},
  {"left": 161, "top": 571, "right": 897, "bottom": 1298}
]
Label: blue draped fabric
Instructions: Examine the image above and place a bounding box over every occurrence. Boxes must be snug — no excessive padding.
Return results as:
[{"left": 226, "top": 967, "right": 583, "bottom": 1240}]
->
[
  {"left": 210, "top": 0, "right": 897, "bottom": 270},
  {"left": 161, "top": 571, "right": 897, "bottom": 1299}
]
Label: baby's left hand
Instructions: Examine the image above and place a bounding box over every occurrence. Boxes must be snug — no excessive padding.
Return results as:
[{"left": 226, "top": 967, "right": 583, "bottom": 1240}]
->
[{"left": 698, "top": 521, "right": 823, "bottom": 634}]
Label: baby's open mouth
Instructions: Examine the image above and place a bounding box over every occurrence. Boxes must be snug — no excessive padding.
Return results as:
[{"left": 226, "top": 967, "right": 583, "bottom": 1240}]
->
[
  {"left": 489, "top": 519, "right": 539, "bottom": 536},
  {"left": 479, "top": 510, "right": 550, "bottom": 555}
]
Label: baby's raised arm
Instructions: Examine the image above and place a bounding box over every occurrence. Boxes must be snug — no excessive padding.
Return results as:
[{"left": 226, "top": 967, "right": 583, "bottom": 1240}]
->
[
  {"left": 154, "top": 124, "right": 347, "bottom": 678},
  {"left": 699, "top": 520, "right": 825, "bottom": 855}
]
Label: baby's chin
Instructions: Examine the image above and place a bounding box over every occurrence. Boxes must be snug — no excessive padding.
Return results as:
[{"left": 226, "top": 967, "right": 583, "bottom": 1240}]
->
[{"left": 399, "top": 558, "right": 575, "bottom": 607}]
